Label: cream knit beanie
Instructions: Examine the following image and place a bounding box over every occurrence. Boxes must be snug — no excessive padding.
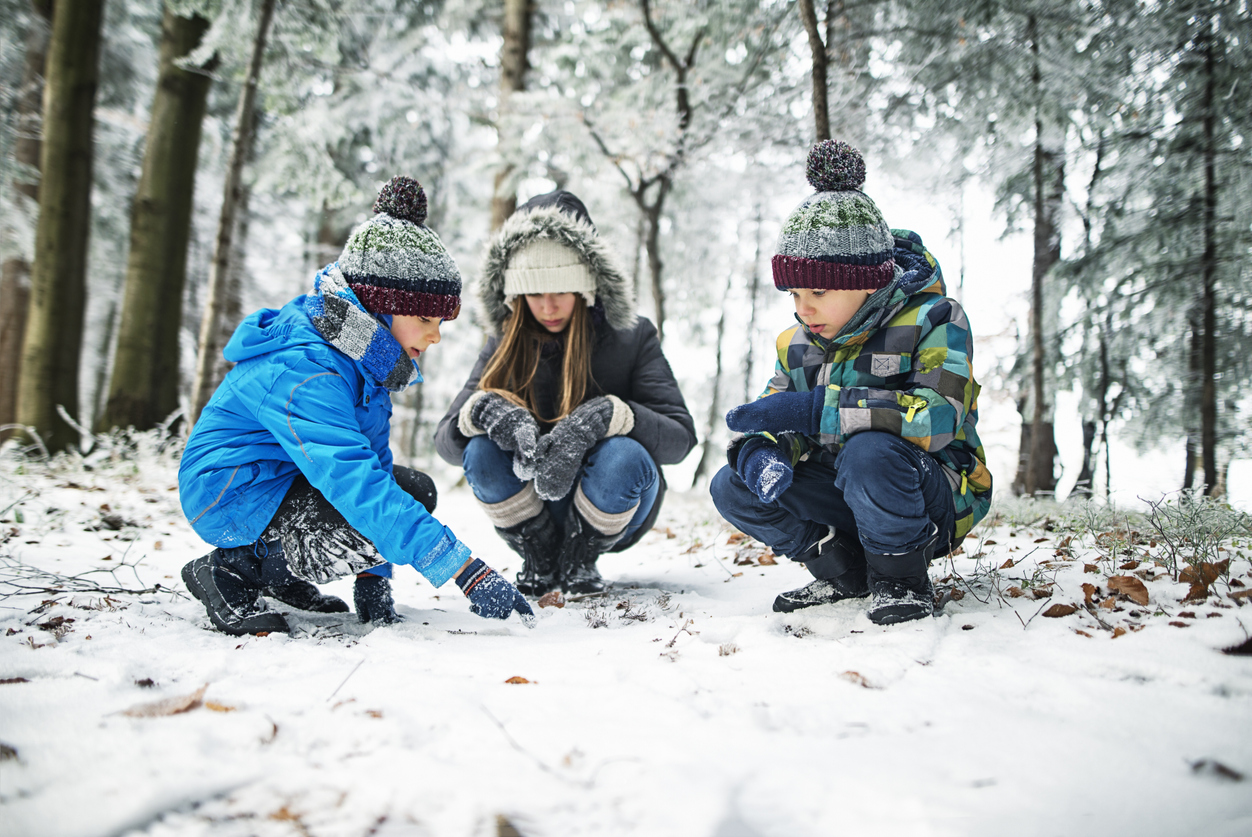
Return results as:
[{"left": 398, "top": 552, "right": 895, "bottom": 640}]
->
[{"left": 502, "top": 238, "right": 596, "bottom": 310}]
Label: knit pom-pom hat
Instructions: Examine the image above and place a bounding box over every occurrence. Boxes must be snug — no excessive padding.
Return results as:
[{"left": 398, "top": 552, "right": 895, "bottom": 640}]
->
[
  {"left": 337, "top": 175, "right": 463, "bottom": 319},
  {"left": 772, "top": 140, "right": 895, "bottom": 292}
]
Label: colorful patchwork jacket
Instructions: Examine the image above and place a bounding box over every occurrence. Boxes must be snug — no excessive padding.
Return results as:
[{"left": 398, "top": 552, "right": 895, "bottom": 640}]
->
[{"left": 755, "top": 230, "right": 993, "bottom": 543}]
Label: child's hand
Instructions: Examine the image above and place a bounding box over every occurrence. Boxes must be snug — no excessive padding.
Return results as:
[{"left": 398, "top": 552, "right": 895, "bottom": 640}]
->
[
  {"left": 734, "top": 437, "right": 794, "bottom": 503},
  {"left": 725, "top": 388, "right": 826, "bottom": 436},
  {"left": 454, "top": 558, "right": 537, "bottom": 628}
]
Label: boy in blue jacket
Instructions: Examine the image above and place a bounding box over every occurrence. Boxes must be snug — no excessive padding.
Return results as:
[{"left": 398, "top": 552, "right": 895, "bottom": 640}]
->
[
  {"left": 711, "top": 142, "right": 992, "bottom": 626},
  {"left": 179, "top": 176, "right": 534, "bottom": 635}
]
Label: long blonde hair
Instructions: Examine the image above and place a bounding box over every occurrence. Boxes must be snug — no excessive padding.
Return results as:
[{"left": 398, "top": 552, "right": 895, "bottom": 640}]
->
[{"left": 478, "top": 296, "right": 595, "bottom": 423}]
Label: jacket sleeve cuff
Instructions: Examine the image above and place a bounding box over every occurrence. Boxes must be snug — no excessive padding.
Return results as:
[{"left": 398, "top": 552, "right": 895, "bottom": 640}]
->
[
  {"left": 605, "top": 395, "right": 636, "bottom": 437},
  {"left": 457, "top": 391, "right": 489, "bottom": 438},
  {"left": 412, "top": 531, "right": 473, "bottom": 587}
]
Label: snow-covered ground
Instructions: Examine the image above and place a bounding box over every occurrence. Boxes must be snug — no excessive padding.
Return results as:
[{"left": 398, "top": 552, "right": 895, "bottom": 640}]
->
[{"left": 2, "top": 446, "right": 1251, "bottom": 837}]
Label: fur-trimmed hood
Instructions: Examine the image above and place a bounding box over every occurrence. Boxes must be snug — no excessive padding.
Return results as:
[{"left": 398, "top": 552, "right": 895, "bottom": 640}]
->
[{"left": 477, "top": 199, "right": 637, "bottom": 334}]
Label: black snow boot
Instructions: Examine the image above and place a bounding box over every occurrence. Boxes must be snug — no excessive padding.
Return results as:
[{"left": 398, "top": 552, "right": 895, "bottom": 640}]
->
[
  {"left": 557, "top": 506, "right": 623, "bottom": 595},
  {"left": 773, "top": 528, "right": 869, "bottom": 613},
  {"left": 497, "top": 506, "right": 562, "bottom": 596},
  {"left": 865, "top": 532, "right": 938, "bottom": 626},
  {"left": 258, "top": 541, "right": 349, "bottom": 614},
  {"left": 354, "top": 572, "right": 401, "bottom": 624},
  {"left": 182, "top": 546, "right": 290, "bottom": 636}
]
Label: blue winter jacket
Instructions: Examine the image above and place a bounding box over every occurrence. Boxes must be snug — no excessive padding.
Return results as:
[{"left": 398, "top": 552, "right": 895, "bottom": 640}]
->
[{"left": 178, "top": 295, "right": 469, "bottom": 587}]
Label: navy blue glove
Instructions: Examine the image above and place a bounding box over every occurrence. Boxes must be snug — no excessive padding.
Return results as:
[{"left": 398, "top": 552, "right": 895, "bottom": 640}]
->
[
  {"left": 455, "top": 558, "right": 536, "bottom": 628},
  {"left": 725, "top": 387, "right": 827, "bottom": 436},
  {"left": 732, "top": 436, "right": 794, "bottom": 503}
]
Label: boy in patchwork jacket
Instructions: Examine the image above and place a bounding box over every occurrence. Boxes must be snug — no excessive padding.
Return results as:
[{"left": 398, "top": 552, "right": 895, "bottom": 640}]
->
[{"left": 711, "top": 141, "right": 993, "bottom": 625}]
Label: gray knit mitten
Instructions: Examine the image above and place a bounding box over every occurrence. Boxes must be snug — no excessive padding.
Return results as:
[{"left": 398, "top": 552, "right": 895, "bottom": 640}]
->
[
  {"left": 463, "top": 392, "right": 540, "bottom": 479},
  {"left": 533, "top": 397, "right": 615, "bottom": 501}
]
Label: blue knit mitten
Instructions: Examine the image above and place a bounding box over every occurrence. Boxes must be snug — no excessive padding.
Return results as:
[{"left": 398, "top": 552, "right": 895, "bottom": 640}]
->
[
  {"left": 732, "top": 437, "right": 794, "bottom": 503},
  {"left": 725, "top": 387, "right": 826, "bottom": 436},
  {"left": 455, "top": 558, "right": 536, "bottom": 627}
]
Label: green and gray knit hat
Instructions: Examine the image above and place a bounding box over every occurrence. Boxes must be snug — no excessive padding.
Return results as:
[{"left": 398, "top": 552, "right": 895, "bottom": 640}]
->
[
  {"left": 337, "top": 176, "right": 462, "bottom": 319},
  {"left": 772, "top": 140, "right": 895, "bottom": 292}
]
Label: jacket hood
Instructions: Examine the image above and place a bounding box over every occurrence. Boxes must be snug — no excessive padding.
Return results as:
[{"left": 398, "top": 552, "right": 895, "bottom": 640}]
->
[{"left": 477, "top": 200, "right": 637, "bottom": 333}]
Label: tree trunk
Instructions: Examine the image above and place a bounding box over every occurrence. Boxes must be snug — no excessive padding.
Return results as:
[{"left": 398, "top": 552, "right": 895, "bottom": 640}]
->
[
  {"left": 1022, "top": 15, "right": 1061, "bottom": 497},
  {"left": 16, "top": 0, "right": 104, "bottom": 453},
  {"left": 490, "top": 0, "right": 533, "bottom": 232},
  {"left": 638, "top": 186, "right": 670, "bottom": 340},
  {"left": 743, "top": 204, "right": 763, "bottom": 403},
  {"left": 1198, "top": 25, "right": 1218, "bottom": 495},
  {"left": 1071, "top": 420, "right": 1096, "bottom": 498},
  {"left": 100, "top": 8, "right": 213, "bottom": 432},
  {"left": 693, "top": 273, "right": 733, "bottom": 483},
  {"left": 189, "top": 0, "right": 276, "bottom": 428},
  {"left": 0, "top": 0, "right": 53, "bottom": 442},
  {"left": 798, "top": 0, "right": 829, "bottom": 142}
]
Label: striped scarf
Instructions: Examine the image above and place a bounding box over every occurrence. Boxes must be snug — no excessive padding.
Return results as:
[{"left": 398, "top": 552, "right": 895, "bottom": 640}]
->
[{"left": 304, "top": 264, "right": 422, "bottom": 392}]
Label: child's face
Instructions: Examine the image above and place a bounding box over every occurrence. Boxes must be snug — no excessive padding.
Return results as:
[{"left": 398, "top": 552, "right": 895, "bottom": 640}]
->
[
  {"left": 389, "top": 315, "right": 442, "bottom": 360},
  {"left": 525, "top": 292, "right": 577, "bottom": 333},
  {"left": 788, "top": 287, "right": 873, "bottom": 339}
]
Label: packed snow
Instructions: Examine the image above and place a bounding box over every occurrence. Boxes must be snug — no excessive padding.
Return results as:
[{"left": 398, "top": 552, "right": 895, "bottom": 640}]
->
[{"left": 1, "top": 444, "right": 1250, "bottom": 837}]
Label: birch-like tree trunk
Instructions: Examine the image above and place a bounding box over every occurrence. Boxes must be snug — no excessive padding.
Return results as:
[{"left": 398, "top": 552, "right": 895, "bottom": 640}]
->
[
  {"left": 490, "top": 0, "right": 533, "bottom": 232},
  {"left": 0, "top": 0, "right": 52, "bottom": 442},
  {"left": 16, "top": 0, "right": 104, "bottom": 453},
  {"left": 99, "top": 7, "right": 213, "bottom": 432},
  {"left": 1196, "top": 24, "right": 1219, "bottom": 495},
  {"left": 189, "top": 0, "right": 276, "bottom": 428}
]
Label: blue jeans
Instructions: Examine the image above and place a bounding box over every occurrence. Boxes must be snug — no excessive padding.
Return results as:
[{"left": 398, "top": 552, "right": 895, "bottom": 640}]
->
[
  {"left": 710, "top": 431, "right": 955, "bottom": 559},
  {"left": 463, "top": 435, "right": 659, "bottom": 543}
]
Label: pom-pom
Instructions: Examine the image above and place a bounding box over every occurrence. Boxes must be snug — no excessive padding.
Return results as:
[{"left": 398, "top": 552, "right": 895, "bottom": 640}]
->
[
  {"left": 806, "top": 140, "right": 866, "bottom": 193},
  {"left": 374, "top": 175, "right": 428, "bottom": 225}
]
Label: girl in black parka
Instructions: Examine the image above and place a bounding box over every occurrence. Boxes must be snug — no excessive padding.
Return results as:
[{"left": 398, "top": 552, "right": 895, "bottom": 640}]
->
[{"left": 435, "top": 191, "right": 696, "bottom": 595}]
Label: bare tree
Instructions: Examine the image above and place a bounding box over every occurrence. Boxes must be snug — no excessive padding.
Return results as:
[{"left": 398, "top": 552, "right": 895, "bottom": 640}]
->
[
  {"left": 189, "top": 0, "right": 276, "bottom": 427},
  {"left": 99, "top": 6, "right": 214, "bottom": 432},
  {"left": 491, "top": 0, "right": 533, "bottom": 232},
  {"left": 16, "top": 0, "right": 104, "bottom": 453},
  {"left": 0, "top": 0, "right": 52, "bottom": 442}
]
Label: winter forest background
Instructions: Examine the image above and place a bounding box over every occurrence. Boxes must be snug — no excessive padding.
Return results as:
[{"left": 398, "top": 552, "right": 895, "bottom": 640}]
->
[{"left": 1, "top": 0, "right": 1250, "bottom": 506}]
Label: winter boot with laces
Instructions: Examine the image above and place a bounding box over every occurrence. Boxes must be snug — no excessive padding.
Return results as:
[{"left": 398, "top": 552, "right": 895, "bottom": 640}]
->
[
  {"left": 354, "top": 572, "right": 401, "bottom": 624},
  {"left": 865, "top": 530, "right": 939, "bottom": 626},
  {"left": 497, "top": 506, "right": 562, "bottom": 596},
  {"left": 557, "top": 506, "right": 623, "bottom": 595},
  {"left": 257, "top": 540, "right": 349, "bottom": 614},
  {"left": 182, "top": 544, "right": 290, "bottom": 636},
  {"left": 773, "top": 527, "right": 870, "bottom": 613}
]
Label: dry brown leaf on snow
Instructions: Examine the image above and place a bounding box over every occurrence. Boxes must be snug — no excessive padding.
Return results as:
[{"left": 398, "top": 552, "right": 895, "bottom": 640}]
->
[
  {"left": 1042, "top": 603, "right": 1078, "bottom": 618},
  {"left": 537, "top": 590, "right": 566, "bottom": 609},
  {"left": 1074, "top": 629, "right": 1093, "bottom": 638},
  {"left": 1030, "top": 586, "right": 1054, "bottom": 600},
  {"left": 1007, "top": 586, "right": 1025, "bottom": 598},
  {"left": 999, "top": 558, "right": 1015, "bottom": 569},
  {"left": 1119, "top": 560, "right": 1139, "bottom": 570},
  {"left": 1180, "top": 563, "right": 1222, "bottom": 587},
  {"left": 726, "top": 532, "right": 748, "bottom": 544},
  {"left": 504, "top": 676, "right": 532, "bottom": 684},
  {"left": 839, "top": 671, "right": 877, "bottom": 689},
  {"left": 1108, "top": 575, "right": 1150, "bottom": 606},
  {"left": 205, "top": 701, "right": 236, "bottom": 712},
  {"left": 1099, "top": 596, "right": 1116, "bottom": 610},
  {"left": 1082, "top": 583, "right": 1098, "bottom": 604},
  {"left": 1084, "top": 563, "right": 1099, "bottom": 573},
  {"left": 120, "top": 683, "right": 208, "bottom": 717},
  {"left": 1169, "top": 621, "right": 1190, "bottom": 628},
  {"left": 757, "top": 553, "right": 777, "bottom": 565},
  {"left": 1228, "top": 589, "right": 1252, "bottom": 600}
]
